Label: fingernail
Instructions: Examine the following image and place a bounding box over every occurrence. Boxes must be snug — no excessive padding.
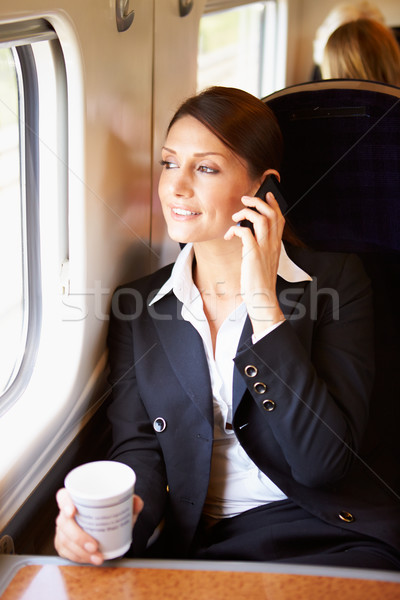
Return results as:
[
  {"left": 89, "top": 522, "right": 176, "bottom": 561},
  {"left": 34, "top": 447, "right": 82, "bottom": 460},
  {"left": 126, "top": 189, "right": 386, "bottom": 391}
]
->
[
  {"left": 84, "top": 542, "right": 97, "bottom": 553},
  {"left": 91, "top": 554, "right": 103, "bottom": 566}
]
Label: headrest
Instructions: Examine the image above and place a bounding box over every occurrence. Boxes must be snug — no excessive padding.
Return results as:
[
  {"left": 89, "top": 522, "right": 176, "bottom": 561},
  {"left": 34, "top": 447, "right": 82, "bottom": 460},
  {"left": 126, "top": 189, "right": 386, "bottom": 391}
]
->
[{"left": 265, "top": 80, "right": 400, "bottom": 253}]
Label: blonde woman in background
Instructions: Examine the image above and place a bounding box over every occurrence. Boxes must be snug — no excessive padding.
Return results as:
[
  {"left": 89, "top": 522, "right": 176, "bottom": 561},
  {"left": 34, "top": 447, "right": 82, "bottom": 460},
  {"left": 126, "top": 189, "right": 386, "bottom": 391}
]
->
[
  {"left": 312, "top": 1, "right": 385, "bottom": 76},
  {"left": 322, "top": 18, "right": 400, "bottom": 85}
]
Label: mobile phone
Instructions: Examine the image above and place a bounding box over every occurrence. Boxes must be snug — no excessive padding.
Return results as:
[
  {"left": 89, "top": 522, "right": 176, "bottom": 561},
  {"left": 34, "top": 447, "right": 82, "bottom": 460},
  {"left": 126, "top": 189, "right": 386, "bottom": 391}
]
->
[{"left": 239, "top": 174, "right": 287, "bottom": 234}]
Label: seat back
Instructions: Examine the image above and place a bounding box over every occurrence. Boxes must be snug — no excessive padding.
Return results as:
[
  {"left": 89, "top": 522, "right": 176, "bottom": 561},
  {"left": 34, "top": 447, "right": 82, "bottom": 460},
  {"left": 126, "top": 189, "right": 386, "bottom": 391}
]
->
[{"left": 265, "top": 80, "right": 400, "bottom": 462}]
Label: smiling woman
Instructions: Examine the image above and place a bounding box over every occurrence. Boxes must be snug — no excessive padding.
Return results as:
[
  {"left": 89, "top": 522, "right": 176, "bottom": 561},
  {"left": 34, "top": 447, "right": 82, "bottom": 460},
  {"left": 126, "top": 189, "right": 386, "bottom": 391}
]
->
[
  {"left": 158, "top": 115, "right": 260, "bottom": 245},
  {"left": 54, "top": 86, "right": 400, "bottom": 571},
  {"left": 0, "top": 0, "right": 399, "bottom": 578}
]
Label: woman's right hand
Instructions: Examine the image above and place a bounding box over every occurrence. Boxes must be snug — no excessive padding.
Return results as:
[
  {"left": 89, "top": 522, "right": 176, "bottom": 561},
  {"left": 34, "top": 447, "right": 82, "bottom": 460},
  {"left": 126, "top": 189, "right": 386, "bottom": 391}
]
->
[{"left": 54, "top": 488, "right": 144, "bottom": 565}]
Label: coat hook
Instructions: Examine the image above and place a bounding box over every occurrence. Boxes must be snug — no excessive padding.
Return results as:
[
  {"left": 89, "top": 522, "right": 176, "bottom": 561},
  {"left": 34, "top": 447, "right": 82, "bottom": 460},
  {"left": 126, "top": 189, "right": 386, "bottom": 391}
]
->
[
  {"left": 179, "top": 0, "right": 193, "bottom": 17},
  {"left": 116, "top": 0, "right": 135, "bottom": 32}
]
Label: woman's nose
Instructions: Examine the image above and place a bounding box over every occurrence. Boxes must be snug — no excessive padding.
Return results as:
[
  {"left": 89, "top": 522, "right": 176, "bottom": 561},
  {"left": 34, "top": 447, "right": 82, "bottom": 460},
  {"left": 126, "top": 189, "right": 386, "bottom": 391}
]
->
[{"left": 171, "top": 169, "right": 193, "bottom": 198}]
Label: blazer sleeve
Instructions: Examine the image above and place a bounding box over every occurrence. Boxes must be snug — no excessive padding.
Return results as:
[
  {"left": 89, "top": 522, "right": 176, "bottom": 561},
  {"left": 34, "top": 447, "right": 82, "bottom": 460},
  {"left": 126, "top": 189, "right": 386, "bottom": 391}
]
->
[
  {"left": 234, "top": 251, "right": 374, "bottom": 488},
  {"left": 106, "top": 283, "right": 168, "bottom": 554}
]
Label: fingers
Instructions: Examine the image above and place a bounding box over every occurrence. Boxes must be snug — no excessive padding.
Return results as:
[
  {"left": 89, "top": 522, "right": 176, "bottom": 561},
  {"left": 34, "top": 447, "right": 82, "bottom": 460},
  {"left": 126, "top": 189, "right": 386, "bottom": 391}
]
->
[
  {"left": 133, "top": 494, "right": 144, "bottom": 516},
  {"left": 226, "top": 192, "right": 284, "bottom": 244},
  {"left": 54, "top": 490, "right": 145, "bottom": 565},
  {"left": 224, "top": 220, "right": 255, "bottom": 244},
  {"left": 56, "top": 488, "right": 76, "bottom": 518},
  {"left": 237, "top": 192, "right": 284, "bottom": 226},
  {"left": 243, "top": 191, "right": 282, "bottom": 215},
  {"left": 131, "top": 494, "right": 144, "bottom": 527},
  {"left": 54, "top": 488, "right": 104, "bottom": 565}
]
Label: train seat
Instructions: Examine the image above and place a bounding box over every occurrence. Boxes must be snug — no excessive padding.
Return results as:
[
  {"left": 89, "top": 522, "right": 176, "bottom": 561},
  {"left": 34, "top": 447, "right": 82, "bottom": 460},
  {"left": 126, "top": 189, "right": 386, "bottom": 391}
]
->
[{"left": 265, "top": 79, "right": 400, "bottom": 464}]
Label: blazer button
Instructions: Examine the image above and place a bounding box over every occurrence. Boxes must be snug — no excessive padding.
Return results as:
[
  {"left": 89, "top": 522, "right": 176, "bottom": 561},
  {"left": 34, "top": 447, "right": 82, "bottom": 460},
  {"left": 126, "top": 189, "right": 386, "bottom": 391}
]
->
[
  {"left": 253, "top": 382, "right": 267, "bottom": 394},
  {"left": 338, "top": 510, "right": 355, "bottom": 523},
  {"left": 244, "top": 365, "right": 258, "bottom": 378},
  {"left": 153, "top": 417, "right": 167, "bottom": 432},
  {"left": 262, "top": 399, "right": 276, "bottom": 411}
]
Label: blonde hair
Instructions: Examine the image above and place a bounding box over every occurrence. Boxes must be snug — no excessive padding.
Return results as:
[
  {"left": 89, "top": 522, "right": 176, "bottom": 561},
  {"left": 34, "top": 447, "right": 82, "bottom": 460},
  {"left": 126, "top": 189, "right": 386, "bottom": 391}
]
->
[
  {"left": 322, "top": 19, "right": 400, "bottom": 86},
  {"left": 313, "top": 2, "right": 385, "bottom": 66}
]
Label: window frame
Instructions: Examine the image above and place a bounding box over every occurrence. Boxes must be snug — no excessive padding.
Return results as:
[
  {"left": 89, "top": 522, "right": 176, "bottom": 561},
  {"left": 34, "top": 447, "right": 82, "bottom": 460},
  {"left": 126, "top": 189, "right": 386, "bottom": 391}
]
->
[
  {"left": 0, "top": 20, "right": 58, "bottom": 415},
  {"left": 197, "top": 0, "right": 285, "bottom": 98},
  {"left": 203, "top": 0, "right": 275, "bottom": 13}
]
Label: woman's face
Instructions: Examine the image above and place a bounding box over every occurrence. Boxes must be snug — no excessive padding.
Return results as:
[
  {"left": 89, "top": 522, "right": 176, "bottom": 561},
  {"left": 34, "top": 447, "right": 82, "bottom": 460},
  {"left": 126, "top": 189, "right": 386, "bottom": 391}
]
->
[{"left": 158, "top": 115, "right": 260, "bottom": 245}]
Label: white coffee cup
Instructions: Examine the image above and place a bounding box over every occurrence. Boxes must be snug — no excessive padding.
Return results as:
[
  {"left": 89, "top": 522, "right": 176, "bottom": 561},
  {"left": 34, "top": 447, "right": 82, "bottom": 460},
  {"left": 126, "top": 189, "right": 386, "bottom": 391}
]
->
[{"left": 64, "top": 460, "right": 136, "bottom": 560}]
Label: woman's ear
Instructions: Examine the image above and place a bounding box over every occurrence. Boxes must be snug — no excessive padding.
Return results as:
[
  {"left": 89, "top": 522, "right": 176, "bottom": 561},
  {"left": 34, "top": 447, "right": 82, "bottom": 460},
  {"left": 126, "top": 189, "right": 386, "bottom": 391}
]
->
[
  {"left": 260, "top": 168, "right": 280, "bottom": 183},
  {"left": 250, "top": 169, "right": 281, "bottom": 197}
]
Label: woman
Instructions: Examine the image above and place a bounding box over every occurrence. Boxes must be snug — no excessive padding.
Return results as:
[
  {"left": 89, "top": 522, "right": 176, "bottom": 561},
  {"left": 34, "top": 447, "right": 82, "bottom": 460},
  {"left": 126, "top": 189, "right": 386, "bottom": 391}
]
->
[
  {"left": 312, "top": 1, "right": 385, "bottom": 78},
  {"left": 55, "top": 87, "right": 400, "bottom": 569},
  {"left": 322, "top": 18, "right": 400, "bottom": 85}
]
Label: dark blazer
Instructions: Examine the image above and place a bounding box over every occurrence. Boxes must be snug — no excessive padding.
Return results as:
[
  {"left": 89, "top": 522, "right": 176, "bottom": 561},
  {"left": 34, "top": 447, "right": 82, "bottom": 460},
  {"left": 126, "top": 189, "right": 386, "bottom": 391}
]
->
[{"left": 106, "top": 244, "right": 400, "bottom": 557}]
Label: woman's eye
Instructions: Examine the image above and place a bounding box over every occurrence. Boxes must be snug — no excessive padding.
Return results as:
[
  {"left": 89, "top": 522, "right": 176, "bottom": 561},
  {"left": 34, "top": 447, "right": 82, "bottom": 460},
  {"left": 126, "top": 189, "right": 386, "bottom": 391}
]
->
[
  {"left": 160, "top": 159, "right": 178, "bottom": 169},
  {"left": 198, "top": 165, "right": 217, "bottom": 174}
]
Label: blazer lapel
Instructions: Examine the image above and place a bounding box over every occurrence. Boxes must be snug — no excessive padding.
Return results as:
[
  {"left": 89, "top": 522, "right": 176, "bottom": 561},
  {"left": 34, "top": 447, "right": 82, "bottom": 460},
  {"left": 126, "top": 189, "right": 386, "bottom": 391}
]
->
[
  {"left": 276, "top": 275, "right": 310, "bottom": 321},
  {"left": 152, "top": 292, "right": 213, "bottom": 426},
  {"left": 232, "top": 317, "right": 253, "bottom": 415},
  {"left": 152, "top": 277, "right": 310, "bottom": 426}
]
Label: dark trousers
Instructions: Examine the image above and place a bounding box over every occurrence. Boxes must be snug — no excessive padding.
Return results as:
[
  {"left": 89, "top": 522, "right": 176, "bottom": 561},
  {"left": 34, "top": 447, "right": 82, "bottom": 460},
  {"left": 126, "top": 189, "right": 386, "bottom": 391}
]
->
[{"left": 190, "top": 499, "right": 400, "bottom": 571}]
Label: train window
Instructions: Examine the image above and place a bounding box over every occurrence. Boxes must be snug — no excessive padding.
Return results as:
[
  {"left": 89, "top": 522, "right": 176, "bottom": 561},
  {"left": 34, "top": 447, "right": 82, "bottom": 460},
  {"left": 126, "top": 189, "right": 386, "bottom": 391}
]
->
[
  {"left": 0, "top": 48, "right": 25, "bottom": 396},
  {"left": 197, "top": 0, "right": 287, "bottom": 97},
  {"left": 0, "top": 20, "right": 59, "bottom": 411}
]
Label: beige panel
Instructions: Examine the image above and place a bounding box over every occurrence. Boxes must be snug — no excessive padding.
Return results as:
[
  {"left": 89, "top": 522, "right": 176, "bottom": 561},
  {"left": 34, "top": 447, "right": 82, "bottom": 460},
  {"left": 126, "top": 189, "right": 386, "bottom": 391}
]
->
[{"left": 151, "top": 0, "right": 207, "bottom": 269}]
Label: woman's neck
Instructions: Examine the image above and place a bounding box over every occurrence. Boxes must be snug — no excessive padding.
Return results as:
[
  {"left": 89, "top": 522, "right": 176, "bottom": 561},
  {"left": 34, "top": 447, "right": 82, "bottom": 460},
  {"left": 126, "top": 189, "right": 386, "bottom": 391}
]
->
[
  {"left": 192, "top": 239, "right": 242, "bottom": 296},
  {"left": 192, "top": 240, "right": 244, "bottom": 354}
]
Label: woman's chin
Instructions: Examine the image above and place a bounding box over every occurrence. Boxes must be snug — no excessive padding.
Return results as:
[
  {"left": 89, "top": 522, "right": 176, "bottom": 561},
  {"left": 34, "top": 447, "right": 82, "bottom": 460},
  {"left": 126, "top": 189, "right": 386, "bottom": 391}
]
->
[{"left": 167, "top": 230, "right": 191, "bottom": 244}]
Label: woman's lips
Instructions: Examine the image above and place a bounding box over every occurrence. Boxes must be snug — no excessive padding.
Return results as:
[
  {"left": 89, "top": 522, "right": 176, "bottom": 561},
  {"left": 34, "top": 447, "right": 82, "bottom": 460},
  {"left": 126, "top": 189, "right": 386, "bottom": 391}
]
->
[{"left": 171, "top": 207, "right": 200, "bottom": 217}]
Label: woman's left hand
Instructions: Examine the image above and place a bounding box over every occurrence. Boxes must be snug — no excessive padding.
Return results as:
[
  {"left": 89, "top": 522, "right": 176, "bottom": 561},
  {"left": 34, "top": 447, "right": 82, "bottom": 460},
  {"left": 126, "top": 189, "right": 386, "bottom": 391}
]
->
[{"left": 224, "top": 191, "right": 285, "bottom": 335}]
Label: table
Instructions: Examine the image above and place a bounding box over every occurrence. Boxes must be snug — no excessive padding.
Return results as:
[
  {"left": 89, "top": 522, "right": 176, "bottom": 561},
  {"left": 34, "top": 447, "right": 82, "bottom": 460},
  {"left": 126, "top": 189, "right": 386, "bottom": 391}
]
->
[{"left": 1, "top": 555, "right": 400, "bottom": 599}]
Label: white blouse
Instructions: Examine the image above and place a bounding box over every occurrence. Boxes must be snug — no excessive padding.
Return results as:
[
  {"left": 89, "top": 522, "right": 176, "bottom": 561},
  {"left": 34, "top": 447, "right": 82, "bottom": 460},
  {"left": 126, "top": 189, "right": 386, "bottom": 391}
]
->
[{"left": 150, "top": 243, "right": 311, "bottom": 519}]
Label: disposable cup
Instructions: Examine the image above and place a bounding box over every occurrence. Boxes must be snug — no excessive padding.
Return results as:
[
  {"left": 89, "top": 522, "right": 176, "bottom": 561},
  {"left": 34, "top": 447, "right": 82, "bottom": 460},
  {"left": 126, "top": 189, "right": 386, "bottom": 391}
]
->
[{"left": 64, "top": 460, "right": 136, "bottom": 559}]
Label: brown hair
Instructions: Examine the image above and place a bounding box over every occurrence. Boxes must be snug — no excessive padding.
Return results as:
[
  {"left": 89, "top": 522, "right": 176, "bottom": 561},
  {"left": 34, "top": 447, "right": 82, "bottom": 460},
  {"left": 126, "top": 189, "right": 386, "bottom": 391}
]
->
[
  {"left": 168, "top": 86, "right": 302, "bottom": 246},
  {"left": 322, "top": 19, "right": 400, "bottom": 86}
]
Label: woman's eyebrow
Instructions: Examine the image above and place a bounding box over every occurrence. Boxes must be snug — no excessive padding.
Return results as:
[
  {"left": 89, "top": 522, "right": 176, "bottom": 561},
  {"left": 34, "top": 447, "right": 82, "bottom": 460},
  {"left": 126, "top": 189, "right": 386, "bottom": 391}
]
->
[
  {"left": 194, "top": 152, "right": 224, "bottom": 158},
  {"left": 161, "top": 146, "right": 224, "bottom": 158},
  {"left": 161, "top": 146, "right": 176, "bottom": 154}
]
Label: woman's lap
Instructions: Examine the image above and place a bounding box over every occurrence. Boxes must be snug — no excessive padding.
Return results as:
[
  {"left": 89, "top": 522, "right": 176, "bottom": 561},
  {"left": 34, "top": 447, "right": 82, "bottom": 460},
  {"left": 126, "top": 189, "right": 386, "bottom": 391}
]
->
[{"left": 191, "top": 499, "right": 400, "bottom": 571}]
